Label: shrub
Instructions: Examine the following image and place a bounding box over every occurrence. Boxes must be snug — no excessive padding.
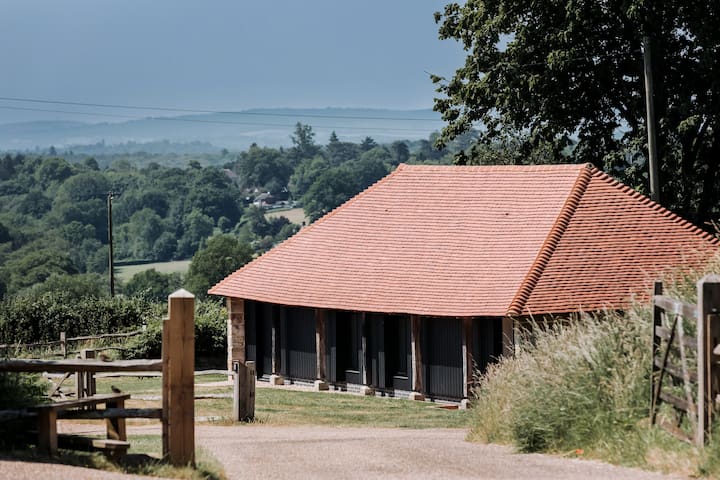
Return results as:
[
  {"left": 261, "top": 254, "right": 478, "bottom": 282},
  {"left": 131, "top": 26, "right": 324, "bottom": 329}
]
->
[
  {"left": 0, "top": 293, "right": 157, "bottom": 344},
  {"left": 125, "top": 299, "right": 227, "bottom": 361},
  {"left": 0, "top": 372, "right": 46, "bottom": 409}
]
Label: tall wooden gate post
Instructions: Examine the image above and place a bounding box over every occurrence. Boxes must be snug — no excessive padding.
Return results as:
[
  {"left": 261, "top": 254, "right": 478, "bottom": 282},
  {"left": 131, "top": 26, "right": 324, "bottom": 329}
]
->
[
  {"left": 162, "top": 289, "right": 195, "bottom": 466},
  {"left": 697, "top": 275, "right": 720, "bottom": 445}
]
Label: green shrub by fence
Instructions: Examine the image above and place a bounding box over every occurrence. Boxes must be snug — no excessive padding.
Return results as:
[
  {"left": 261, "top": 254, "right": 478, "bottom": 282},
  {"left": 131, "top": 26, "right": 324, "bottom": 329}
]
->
[{"left": 0, "top": 293, "right": 159, "bottom": 345}]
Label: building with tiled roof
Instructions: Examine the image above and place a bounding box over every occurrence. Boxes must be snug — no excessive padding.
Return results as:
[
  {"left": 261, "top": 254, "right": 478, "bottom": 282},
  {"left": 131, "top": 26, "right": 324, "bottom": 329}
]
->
[{"left": 210, "top": 163, "right": 718, "bottom": 401}]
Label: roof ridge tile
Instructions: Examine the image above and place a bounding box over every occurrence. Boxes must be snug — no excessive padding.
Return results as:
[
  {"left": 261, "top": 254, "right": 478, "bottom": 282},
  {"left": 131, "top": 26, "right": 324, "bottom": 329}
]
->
[{"left": 507, "top": 163, "right": 594, "bottom": 316}]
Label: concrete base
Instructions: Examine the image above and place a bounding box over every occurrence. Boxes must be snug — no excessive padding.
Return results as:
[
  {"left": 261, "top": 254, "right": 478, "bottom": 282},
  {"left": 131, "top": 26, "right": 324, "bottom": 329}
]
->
[
  {"left": 408, "top": 391, "right": 425, "bottom": 401},
  {"left": 459, "top": 398, "right": 470, "bottom": 410},
  {"left": 314, "top": 380, "right": 329, "bottom": 391},
  {"left": 269, "top": 374, "right": 285, "bottom": 386},
  {"left": 359, "top": 385, "right": 375, "bottom": 396}
]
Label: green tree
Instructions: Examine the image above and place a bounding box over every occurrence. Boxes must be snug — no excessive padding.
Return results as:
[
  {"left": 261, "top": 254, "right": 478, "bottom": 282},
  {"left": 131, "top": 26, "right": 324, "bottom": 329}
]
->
[
  {"left": 433, "top": 1, "right": 720, "bottom": 223},
  {"left": 326, "top": 132, "right": 359, "bottom": 166},
  {"left": 176, "top": 209, "right": 214, "bottom": 258},
  {"left": 391, "top": 141, "right": 410, "bottom": 165},
  {"left": 302, "top": 168, "right": 360, "bottom": 222},
  {"left": 185, "top": 235, "right": 253, "bottom": 299},
  {"left": 290, "top": 123, "right": 321, "bottom": 161},
  {"left": 124, "top": 269, "right": 182, "bottom": 302}
]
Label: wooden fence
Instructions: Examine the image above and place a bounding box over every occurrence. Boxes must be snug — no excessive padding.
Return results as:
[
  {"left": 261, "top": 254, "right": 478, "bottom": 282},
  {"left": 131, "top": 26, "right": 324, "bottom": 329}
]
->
[
  {"left": 0, "top": 290, "right": 195, "bottom": 466},
  {"left": 0, "top": 329, "right": 144, "bottom": 358},
  {"left": 651, "top": 274, "right": 720, "bottom": 446}
]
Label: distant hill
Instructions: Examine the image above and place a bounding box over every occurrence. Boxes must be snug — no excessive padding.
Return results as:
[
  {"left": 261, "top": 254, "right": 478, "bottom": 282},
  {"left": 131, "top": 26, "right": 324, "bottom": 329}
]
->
[{"left": 0, "top": 108, "right": 443, "bottom": 152}]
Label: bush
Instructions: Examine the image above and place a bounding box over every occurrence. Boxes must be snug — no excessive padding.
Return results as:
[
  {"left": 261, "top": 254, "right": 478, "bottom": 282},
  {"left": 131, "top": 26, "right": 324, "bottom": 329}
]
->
[
  {"left": 470, "top": 308, "right": 651, "bottom": 458},
  {"left": 125, "top": 300, "right": 226, "bottom": 361},
  {"left": 0, "top": 293, "right": 157, "bottom": 344},
  {"left": 0, "top": 372, "right": 46, "bottom": 409}
]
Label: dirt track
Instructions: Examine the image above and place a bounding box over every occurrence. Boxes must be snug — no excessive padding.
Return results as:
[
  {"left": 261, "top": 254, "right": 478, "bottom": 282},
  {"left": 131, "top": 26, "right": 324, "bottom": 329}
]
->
[{"left": 0, "top": 425, "right": 688, "bottom": 480}]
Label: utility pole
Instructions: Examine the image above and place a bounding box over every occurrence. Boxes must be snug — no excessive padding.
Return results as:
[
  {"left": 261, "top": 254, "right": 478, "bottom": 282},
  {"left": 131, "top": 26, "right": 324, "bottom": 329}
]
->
[
  {"left": 107, "top": 191, "right": 115, "bottom": 297},
  {"left": 643, "top": 35, "right": 661, "bottom": 204}
]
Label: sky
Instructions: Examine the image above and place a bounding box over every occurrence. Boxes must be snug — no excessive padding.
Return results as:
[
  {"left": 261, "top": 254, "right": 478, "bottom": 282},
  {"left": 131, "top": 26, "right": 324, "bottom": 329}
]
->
[{"left": 0, "top": 1, "right": 466, "bottom": 124}]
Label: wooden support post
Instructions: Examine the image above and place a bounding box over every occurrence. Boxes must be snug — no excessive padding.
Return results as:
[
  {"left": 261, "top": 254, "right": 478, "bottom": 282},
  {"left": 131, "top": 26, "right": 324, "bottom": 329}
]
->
[
  {"left": 76, "top": 349, "right": 97, "bottom": 400},
  {"left": 105, "top": 397, "right": 127, "bottom": 441},
  {"left": 697, "top": 275, "right": 720, "bottom": 446},
  {"left": 360, "top": 313, "right": 373, "bottom": 395},
  {"left": 271, "top": 310, "right": 281, "bottom": 375},
  {"left": 37, "top": 407, "right": 57, "bottom": 456},
  {"left": 269, "top": 307, "right": 284, "bottom": 385},
  {"left": 315, "top": 309, "right": 328, "bottom": 390},
  {"left": 462, "top": 317, "right": 473, "bottom": 400},
  {"left": 60, "top": 332, "right": 66, "bottom": 358},
  {"left": 163, "top": 289, "right": 195, "bottom": 466},
  {"left": 651, "top": 281, "right": 663, "bottom": 418},
  {"left": 227, "top": 298, "right": 245, "bottom": 380},
  {"left": 502, "top": 317, "right": 515, "bottom": 357},
  {"left": 409, "top": 315, "right": 423, "bottom": 400},
  {"left": 233, "top": 361, "right": 256, "bottom": 421}
]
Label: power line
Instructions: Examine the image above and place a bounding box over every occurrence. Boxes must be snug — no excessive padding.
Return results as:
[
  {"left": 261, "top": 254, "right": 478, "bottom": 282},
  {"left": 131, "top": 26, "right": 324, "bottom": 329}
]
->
[
  {"left": 0, "top": 96, "right": 443, "bottom": 123},
  {"left": 0, "top": 105, "right": 438, "bottom": 133}
]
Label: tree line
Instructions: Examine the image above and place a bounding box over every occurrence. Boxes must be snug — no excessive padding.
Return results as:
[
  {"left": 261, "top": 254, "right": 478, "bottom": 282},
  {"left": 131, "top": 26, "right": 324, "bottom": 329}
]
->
[{"left": 0, "top": 124, "right": 469, "bottom": 300}]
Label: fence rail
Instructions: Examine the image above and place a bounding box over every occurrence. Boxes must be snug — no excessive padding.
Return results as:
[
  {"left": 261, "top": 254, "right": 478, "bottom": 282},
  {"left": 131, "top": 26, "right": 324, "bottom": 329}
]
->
[{"left": 0, "top": 329, "right": 145, "bottom": 359}]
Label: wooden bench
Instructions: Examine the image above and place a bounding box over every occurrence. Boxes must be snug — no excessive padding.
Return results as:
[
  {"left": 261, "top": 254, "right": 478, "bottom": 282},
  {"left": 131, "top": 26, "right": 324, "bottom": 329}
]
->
[{"left": 34, "top": 393, "right": 131, "bottom": 457}]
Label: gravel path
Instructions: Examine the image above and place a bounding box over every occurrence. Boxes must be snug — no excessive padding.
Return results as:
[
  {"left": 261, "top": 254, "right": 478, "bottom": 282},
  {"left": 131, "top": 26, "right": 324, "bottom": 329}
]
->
[
  {"left": 0, "top": 456, "right": 158, "bottom": 480},
  {"left": 0, "top": 425, "right": 689, "bottom": 480},
  {"left": 196, "top": 425, "right": 688, "bottom": 480}
]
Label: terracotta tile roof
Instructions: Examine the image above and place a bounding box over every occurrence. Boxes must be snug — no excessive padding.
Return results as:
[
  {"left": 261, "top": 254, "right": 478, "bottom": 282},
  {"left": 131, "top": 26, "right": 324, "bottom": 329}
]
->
[{"left": 209, "top": 163, "right": 718, "bottom": 317}]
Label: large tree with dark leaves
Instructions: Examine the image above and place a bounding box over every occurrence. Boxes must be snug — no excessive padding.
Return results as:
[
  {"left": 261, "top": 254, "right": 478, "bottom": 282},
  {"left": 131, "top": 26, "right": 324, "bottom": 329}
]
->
[{"left": 433, "top": 1, "right": 720, "bottom": 225}]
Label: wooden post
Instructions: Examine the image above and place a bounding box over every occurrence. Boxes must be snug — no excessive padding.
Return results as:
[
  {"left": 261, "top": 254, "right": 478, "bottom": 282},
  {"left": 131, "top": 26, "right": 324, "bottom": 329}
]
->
[
  {"left": 271, "top": 310, "right": 281, "bottom": 375},
  {"left": 697, "top": 275, "right": 720, "bottom": 446},
  {"left": 359, "top": 313, "right": 373, "bottom": 395},
  {"left": 246, "top": 361, "right": 256, "bottom": 420},
  {"left": 76, "top": 349, "right": 96, "bottom": 400},
  {"left": 163, "top": 289, "right": 195, "bottom": 466},
  {"left": 651, "top": 281, "right": 663, "bottom": 417},
  {"left": 502, "top": 317, "right": 515, "bottom": 357},
  {"left": 60, "top": 332, "right": 66, "bottom": 358},
  {"left": 233, "top": 360, "right": 256, "bottom": 421},
  {"left": 37, "top": 407, "right": 57, "bottom": 456},
  {"left": 227, "top": 298, "right": 245, "bottom": 380},
  {"left": 410, "top": 315, "right": 423, "bottom": 396},
  {"left": 462, "top": 317, "right": 473, "bottom": 400},
  {"left": 106, "top": 397, "right": 127, "bottom": 441},
  {"left": 315, "top": 309, "right": 328, "bottom": 390}
]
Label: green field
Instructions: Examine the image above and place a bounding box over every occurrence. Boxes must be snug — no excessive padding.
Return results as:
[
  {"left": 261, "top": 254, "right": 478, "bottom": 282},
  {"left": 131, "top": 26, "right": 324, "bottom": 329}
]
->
[
  {"left": 116, "top": 260, "right": 192, "bottom": 282},
  {"left": 265, "top": 207, "right": 307, "bottom": 225}
]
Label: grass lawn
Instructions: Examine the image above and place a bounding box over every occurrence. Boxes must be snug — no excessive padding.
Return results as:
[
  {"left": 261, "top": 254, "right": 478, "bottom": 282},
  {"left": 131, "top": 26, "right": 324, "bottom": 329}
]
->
[
  {"left": 265, "top": 207, "right": 307, "bottom": 225},
  {"left": 89, "top": 374, "right": 468, "bottom": 429},
  {"left": 116, "top": 260, "right": 191, "bottom": 282}
]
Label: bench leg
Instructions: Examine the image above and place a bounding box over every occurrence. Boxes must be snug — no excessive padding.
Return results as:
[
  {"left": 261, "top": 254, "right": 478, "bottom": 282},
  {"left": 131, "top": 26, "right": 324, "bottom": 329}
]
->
[
  {"left": 105, "top": 399, "right": 126, "bottom": 441},
  {"left": 37, "top": 408, "right": 57, "bottom": 456}
]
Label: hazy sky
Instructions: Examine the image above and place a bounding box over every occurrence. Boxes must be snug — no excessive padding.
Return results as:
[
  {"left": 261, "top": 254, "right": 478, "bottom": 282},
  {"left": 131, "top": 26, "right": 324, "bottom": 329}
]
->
[{"left": 0, "top": 1, "right": 465, "bottom": 124}]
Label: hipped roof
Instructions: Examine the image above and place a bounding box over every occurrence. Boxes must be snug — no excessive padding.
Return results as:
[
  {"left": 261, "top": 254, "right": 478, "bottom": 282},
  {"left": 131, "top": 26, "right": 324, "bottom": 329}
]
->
[{"left": 210, "top": 163, "right": 718, "bottom": 317}]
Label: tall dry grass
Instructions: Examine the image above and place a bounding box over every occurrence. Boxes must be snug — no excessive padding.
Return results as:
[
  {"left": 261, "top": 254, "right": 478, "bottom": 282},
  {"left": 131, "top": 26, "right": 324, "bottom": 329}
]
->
[{"left": 468, "top": 256, "right": 720, "bottom": 476}]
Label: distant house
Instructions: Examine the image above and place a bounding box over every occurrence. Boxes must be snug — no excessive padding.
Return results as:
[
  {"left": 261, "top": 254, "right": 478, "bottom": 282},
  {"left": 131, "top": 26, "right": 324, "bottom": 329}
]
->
[{"left": 210, "top": 163, "right": 718, "bottom": 401}]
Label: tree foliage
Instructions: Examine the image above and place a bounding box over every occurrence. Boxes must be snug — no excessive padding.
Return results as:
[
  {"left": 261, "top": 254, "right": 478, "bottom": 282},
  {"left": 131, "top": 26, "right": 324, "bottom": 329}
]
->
[
  {"left": 185, "top": 235, "right": 253, "bottom": 299},
  {"left": 433, "top": 0, "right": 720, "bottom": 224}
]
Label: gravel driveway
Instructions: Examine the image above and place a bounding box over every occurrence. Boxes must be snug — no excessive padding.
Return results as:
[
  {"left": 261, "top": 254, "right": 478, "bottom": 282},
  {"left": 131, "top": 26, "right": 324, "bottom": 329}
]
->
[
  {"left": 0, "top": 425, "right": 688, "bottom": 480},
  {"left": 196, "top": 425, "right": 687, "bottom": 480}
]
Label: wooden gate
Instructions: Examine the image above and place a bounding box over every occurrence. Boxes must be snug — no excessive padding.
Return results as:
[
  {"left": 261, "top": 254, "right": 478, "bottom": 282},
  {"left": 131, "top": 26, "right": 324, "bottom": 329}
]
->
[{"left": 651, "top": 275, "right": 720, "bottom": 445}]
